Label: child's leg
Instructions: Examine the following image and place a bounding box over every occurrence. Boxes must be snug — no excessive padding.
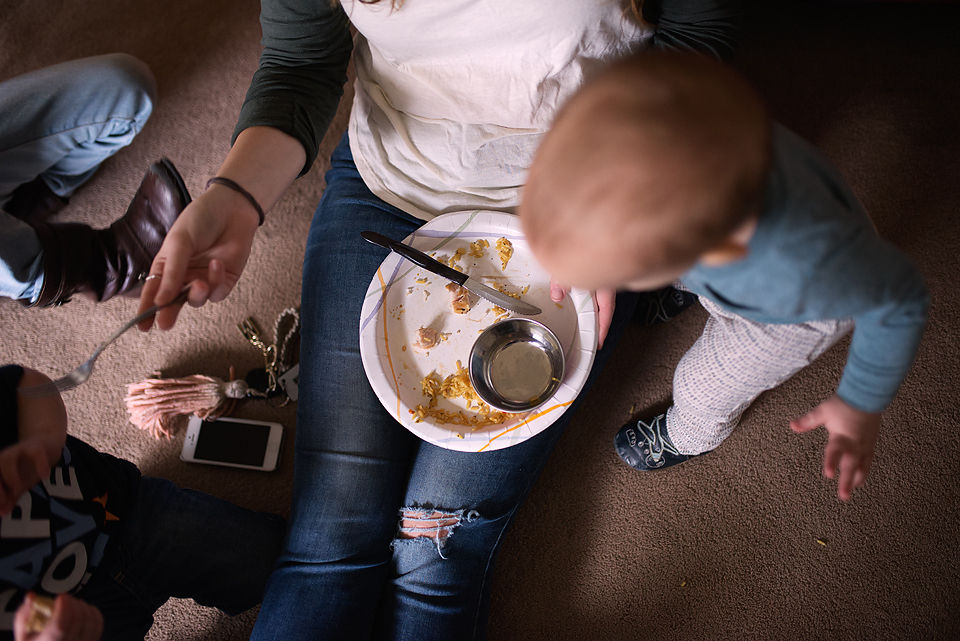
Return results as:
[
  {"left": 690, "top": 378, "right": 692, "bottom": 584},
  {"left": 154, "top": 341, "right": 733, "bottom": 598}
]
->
[
  {"left": 0, "top": 54, "right": 156, "bottom": 302},
  {"left": 0, "top": 54, "right": 155, "bottom": 204},
  {"left": 78, "top": 477, "right": 286, "bottom": 640},
  {"left": 666, "top": 296, "right": 854, "bottom": 455}
]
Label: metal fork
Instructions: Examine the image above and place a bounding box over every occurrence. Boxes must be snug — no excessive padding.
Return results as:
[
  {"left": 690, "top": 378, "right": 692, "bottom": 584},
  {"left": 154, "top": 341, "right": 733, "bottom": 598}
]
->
[{"left": 18, "top": 286, "right": 191, "bottom": 398}]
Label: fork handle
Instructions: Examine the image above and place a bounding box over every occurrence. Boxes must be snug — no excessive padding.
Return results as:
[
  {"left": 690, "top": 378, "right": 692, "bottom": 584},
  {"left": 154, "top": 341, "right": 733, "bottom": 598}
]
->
[{"left": 91, "top": 286, "right": 191, "bottom": 359}]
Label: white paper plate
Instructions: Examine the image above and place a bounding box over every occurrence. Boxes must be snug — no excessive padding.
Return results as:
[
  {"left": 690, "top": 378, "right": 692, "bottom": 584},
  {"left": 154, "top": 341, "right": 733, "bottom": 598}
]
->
[{"left": 359, "top": 211, "right": 597, "bottom": 452}]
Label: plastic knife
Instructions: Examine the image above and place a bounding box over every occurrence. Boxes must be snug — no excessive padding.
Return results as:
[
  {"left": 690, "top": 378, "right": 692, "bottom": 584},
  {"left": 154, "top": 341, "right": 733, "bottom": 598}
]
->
[{"left": 361, "top": 230, "right": 542, "bottom": 316}]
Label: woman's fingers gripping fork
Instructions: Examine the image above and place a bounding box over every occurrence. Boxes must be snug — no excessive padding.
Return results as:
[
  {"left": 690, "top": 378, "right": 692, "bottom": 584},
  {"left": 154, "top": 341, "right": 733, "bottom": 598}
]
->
[{"left": 137, "top": 192, "right": 253, "bottom": 331}]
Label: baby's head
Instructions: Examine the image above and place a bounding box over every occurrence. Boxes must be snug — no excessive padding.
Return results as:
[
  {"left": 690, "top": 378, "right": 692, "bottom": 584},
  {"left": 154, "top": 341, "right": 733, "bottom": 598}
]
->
[{"left": 521, "top": 51, "right": 772, "bottom": 291}]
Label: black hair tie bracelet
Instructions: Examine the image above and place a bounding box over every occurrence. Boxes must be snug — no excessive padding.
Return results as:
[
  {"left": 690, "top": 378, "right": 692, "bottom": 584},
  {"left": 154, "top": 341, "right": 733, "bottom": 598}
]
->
[{"left": 206, "top": 176, "right": 265, "bottom": 226}]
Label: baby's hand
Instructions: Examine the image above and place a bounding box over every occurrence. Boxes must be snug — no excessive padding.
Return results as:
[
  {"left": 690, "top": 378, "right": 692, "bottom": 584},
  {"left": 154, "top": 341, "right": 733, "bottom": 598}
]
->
[
  {"left": 549, "top": 278, "right": 616, "bottom": 349},
  {"left": 14, "top": 593, "right": 104, "bottom": 641},
  {"left": 1, "top": 369, "right": 68, "bottom": 516},
  {"left": 790, "top": 395, "right": 881, "bottom": 501},
  {"left": 0, "top": 438, "right": 56, "bottom": 516}
]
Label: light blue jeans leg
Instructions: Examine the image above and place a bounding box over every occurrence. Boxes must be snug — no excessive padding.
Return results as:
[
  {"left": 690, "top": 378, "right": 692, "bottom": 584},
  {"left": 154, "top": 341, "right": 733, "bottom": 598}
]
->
[
  {"left": 0, "top": 211, "right": 44, "bottom": 300},
  {"left": 0, "top": 53, "right": 155, "bottom": 301}
]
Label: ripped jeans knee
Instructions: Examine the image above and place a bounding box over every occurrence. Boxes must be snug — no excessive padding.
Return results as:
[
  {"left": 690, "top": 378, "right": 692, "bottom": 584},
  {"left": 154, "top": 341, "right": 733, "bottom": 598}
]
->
[{"left": 395, "top": 507, "right": 481, "bottom": 558}]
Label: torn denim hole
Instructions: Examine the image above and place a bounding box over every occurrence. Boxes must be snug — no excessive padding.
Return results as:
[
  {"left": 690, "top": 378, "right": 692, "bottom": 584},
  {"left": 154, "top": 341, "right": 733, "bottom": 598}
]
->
[{"left": 396, "top": 507, "right": 480, "bottom": 559}]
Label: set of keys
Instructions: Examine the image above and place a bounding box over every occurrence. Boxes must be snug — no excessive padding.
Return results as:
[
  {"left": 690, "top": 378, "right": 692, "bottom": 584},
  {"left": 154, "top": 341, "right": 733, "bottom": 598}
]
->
[{"left": 237, "top": 310, "right": 300, "bottom": 403}]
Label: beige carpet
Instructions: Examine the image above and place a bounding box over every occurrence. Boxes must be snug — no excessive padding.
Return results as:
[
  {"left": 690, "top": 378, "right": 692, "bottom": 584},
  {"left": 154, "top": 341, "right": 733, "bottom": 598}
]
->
[{"left": 1, "top": 1, "right": 958, "bottom": 639}]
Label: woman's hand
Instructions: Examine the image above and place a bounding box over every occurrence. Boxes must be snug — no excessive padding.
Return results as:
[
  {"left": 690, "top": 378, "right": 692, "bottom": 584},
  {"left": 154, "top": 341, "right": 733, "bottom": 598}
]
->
[
  {"left": 137, "top": 187, "right": 260, "bottom": 331},
  {"left": 137, "top": 126, "right": 307, "bottom": 331},
  {"left": 550, "top": 279, "right": 617, "bottom": 349}
]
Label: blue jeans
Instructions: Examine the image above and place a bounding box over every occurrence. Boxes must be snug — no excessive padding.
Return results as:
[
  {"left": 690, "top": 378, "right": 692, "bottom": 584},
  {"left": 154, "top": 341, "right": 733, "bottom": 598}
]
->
[
  {"left": 76, "top": 476, "right": 286, "bottom": 641},
  {"left": 0, "top": 54, "right": 155, "bottom": 302},
  {"left": 251, "top": 134, "right": 637, "bottom": 641}
]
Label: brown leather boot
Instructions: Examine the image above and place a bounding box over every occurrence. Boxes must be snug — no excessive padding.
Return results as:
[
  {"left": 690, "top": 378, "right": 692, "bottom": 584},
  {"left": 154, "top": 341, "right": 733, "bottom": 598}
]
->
[
  {"left": 23, "top": 158, "right": 191, "bottom": 307},
  {"left": 4, "top": 176, "right": 70, "bottom": 224}
]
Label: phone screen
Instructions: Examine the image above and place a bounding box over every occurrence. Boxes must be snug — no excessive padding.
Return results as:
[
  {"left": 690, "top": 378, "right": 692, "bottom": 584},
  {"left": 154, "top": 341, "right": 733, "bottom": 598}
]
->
[{"left": 193, "top": 419, "right": 271, "bottom": 466}]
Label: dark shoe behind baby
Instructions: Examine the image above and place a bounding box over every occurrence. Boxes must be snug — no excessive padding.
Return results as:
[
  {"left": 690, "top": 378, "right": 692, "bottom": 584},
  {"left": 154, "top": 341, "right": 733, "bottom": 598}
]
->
[
  {"left": 22, "top": 158, "right": 190, "bottom": 307},
  {"left": 633, "top": 286, "right": 698, "bottom": 326}
]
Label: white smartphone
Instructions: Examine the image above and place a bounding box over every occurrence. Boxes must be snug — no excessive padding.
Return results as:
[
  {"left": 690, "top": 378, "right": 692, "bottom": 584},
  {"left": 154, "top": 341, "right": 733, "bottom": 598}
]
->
[{"left": 181, "top": 415, "right": 284, "bottom": 472}]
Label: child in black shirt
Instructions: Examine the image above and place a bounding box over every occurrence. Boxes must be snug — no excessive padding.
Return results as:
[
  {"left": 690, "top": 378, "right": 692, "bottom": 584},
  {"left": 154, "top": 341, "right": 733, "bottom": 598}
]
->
[{"left": 0, "top": 365, "right": 286, "bottom": 640}]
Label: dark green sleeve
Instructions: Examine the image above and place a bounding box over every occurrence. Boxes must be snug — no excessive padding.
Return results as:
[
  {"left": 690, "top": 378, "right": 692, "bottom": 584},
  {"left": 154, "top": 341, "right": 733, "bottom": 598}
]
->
[
  {"left": 644, "top": 0, "right": 744, "bottom": 61},
  {"left": 233, "top": 0, "right": 354, "bottom": 176}
]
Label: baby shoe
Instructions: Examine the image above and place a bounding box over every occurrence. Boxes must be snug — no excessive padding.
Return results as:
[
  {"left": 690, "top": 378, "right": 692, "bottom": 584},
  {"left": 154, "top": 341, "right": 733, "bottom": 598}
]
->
[{"left": 614, "top": 413, "right": 695, "bottom": 471}]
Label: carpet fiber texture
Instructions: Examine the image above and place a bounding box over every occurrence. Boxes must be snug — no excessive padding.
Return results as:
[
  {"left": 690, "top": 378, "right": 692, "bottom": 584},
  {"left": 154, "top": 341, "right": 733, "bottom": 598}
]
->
[{"left": 1, "top": 1, "right": 957, "bottom": 639}]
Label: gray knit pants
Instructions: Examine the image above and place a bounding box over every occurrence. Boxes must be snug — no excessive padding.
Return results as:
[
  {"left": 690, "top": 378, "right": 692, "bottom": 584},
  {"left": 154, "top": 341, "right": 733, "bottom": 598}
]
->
[{"left": 666, "top": 294, "right": 854, "bottom": 455}]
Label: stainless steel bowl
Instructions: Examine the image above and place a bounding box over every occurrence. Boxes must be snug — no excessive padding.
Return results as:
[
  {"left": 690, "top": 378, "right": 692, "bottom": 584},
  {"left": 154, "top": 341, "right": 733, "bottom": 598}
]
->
[{"left": 469, "top": 318, "right": 565, "bottom": 413}]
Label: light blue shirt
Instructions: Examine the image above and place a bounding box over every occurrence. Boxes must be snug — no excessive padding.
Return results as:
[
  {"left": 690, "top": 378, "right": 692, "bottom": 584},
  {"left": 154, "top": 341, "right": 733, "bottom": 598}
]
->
[{"left": 681, "top": 125, "right": 929, "bottom": 413}]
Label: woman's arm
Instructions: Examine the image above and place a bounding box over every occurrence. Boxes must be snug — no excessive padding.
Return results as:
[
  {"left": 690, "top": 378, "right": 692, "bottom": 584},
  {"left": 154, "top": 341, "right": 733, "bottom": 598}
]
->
[
  {"left": 138, "top": 126, "right": 306, "bottom": 329},
  {"left": 235, "top": 0, "right": 354, "bottom": 176},
  {"left": 644, "top": 0, "right": 744, "bottom": 61},
  {"left": 139, "top": 0, "right": 354, "bottom": 329}
]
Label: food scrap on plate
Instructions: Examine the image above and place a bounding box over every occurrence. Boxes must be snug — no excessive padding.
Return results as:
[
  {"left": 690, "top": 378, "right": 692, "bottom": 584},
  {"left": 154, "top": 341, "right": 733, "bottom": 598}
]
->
[
  {"left": 413, "top": 326, "right": 440, "bottom": 351},
  {"left": 496, "top": 237, "right": 513, "bottom": 270},
  {"left": 413, "top": 360, "right": 513, "bottom": 429},
  {"left": 446, "top": 283, "right": 471, "bottom": 314}
]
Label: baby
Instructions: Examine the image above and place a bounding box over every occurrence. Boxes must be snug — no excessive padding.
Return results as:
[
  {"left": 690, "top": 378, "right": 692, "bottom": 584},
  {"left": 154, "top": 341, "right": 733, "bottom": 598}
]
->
[{"left": 520, "top": 51, "right": 928, "bottom": 500}]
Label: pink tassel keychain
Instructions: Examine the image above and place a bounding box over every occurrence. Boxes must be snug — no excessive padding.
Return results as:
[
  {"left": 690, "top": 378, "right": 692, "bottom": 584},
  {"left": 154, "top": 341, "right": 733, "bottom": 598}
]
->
[
  {"left": 124, "top": 370, "right": 254, "bottom": 439},
  {"left": 125, "top": 308, "right": 299, "bottom": 439}
]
